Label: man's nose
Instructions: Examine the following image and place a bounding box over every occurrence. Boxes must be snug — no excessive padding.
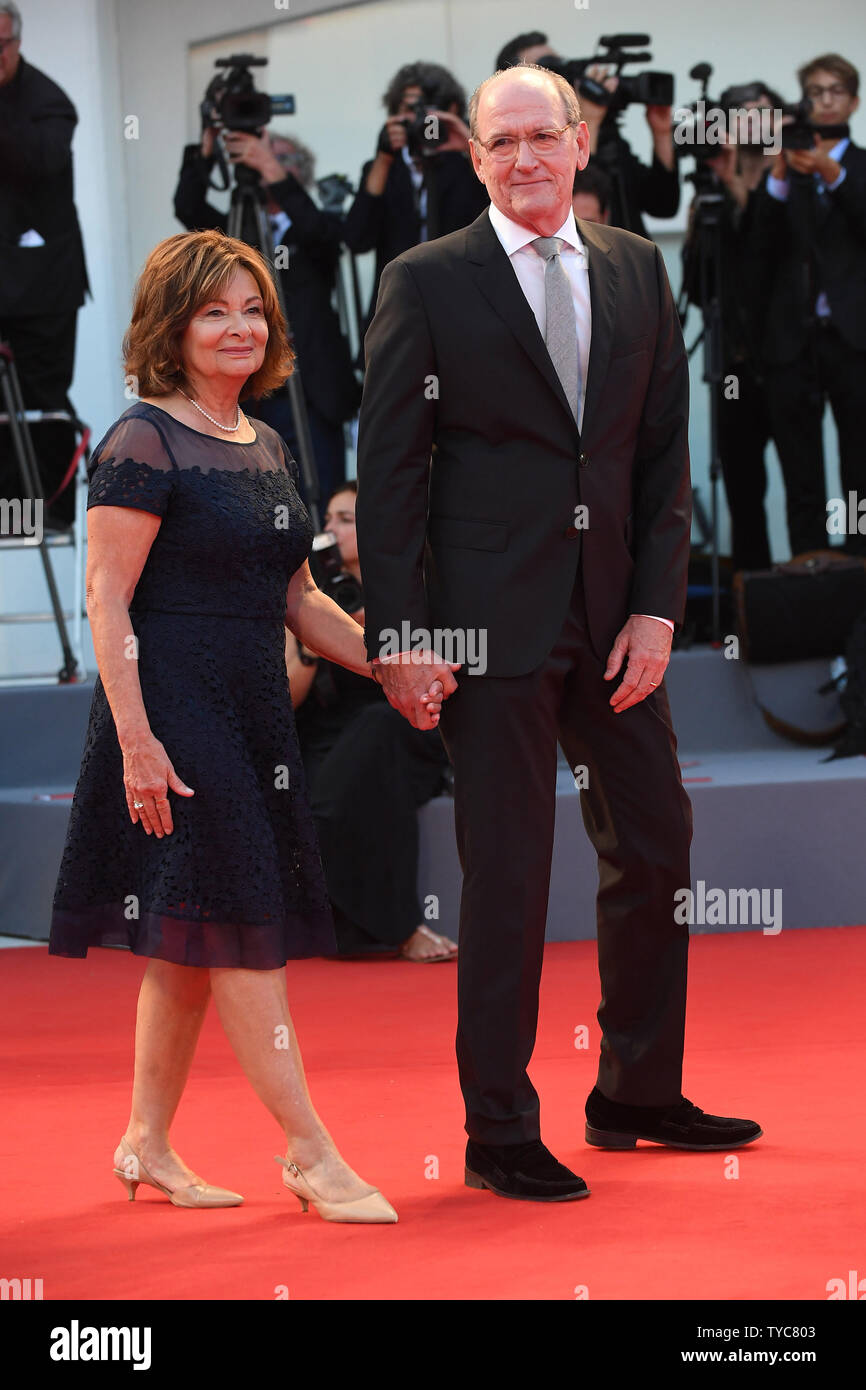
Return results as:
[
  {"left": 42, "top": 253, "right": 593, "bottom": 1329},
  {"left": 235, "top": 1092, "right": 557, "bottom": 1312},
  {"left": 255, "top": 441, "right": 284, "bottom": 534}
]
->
[{"left": 513, "top": 139, "right": 539, "bottom": 168}]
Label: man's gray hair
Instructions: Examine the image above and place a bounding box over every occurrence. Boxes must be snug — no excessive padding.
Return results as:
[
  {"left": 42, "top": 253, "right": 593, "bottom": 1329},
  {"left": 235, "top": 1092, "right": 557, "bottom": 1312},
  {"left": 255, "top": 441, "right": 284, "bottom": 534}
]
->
[
  {"left": 0, "top": 3, "right": 22, "bottom": 39},
  {"left": 468, "top": 63, "right": 581, "bottom": 142}
]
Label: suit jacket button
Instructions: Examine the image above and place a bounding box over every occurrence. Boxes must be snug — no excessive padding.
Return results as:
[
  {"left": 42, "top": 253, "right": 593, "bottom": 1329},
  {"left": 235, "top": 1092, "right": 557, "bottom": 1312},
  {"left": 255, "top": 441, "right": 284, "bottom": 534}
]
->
[
  {"left": 564, "top": 525, "right": 579, "bottom": 538},
  {"left": 578, "top": 452, "right": 589, "bottom": 467}
]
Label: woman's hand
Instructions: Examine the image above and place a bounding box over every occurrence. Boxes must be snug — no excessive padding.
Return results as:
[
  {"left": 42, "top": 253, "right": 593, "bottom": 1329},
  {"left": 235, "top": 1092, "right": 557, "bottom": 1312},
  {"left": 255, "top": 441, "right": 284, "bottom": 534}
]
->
[
  {"left": 122, "top": 733, "right": 194, "bottom": 838},
  {"left": 419, "top": 676, "right": 446, "bottom": 727}
]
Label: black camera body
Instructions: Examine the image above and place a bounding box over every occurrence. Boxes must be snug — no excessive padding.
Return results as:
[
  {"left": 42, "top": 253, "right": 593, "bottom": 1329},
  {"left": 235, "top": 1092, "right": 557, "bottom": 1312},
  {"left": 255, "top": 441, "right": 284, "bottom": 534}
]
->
[
  {"left": 540, "top": 34, "right": 674, "bottom": 114},
  {"left": 308, "top": 533, "right": 363, "bottom": 615},
  {"left": 780, "top": 98, "right": 848, "bottom": 151},
  {"left": 401, "top": 99, "right": 448, "bottom": 158},
  {"left": 201, "top": 53, "right": 295, "bottom": 135}
]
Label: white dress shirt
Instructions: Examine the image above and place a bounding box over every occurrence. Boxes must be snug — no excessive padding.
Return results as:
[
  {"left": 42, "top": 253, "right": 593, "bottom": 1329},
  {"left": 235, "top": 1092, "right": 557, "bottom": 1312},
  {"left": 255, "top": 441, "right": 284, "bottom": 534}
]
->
[{"left": 487, "top": 202, "right": 674, "bottom": 636}]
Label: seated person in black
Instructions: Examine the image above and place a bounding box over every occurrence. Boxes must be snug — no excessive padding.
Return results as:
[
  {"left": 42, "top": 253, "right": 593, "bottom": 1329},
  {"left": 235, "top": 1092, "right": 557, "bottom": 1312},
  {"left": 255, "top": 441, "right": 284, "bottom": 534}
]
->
[{"left": 287, "top": 481, "right": 456, "bottom": 962}]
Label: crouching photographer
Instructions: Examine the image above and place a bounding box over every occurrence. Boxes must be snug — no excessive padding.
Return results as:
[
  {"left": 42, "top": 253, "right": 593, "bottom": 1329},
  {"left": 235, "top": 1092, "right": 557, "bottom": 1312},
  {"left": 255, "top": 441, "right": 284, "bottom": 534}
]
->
[
  {"left": 342, "top": 61, "right": 490, "bottom": 334},
  {"left": 287, "top": 482, "right": 456, "bottom": 963}
]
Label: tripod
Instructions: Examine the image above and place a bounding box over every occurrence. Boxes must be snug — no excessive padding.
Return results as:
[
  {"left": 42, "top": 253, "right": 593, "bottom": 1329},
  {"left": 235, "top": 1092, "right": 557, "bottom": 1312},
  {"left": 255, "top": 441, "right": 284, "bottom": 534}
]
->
[
  {"left": 225, "top": 159, "right": 323, "bottom": 530},
  {"left": 678, "top": 164, "right": 727, "bottom": 643},
  {"left": 0, "top": 341, "right": 81, "bottom": 681}
]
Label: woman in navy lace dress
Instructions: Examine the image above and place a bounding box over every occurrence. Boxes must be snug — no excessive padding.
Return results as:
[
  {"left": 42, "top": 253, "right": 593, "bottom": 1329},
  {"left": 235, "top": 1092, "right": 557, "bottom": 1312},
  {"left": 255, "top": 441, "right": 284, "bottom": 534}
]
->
[{"left": 48, "top": 230, "right": 446, "bottom": 1223}]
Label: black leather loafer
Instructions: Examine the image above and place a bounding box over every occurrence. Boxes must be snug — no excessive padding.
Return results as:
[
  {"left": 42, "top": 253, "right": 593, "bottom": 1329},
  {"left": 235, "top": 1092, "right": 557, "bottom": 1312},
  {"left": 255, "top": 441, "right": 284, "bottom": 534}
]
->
[
  {"left": 465, "top": 1139, "right": 590, "bottom": 1201},
  {"left": 585, "top": 1087, "right": 763, "bottom": 1150}
]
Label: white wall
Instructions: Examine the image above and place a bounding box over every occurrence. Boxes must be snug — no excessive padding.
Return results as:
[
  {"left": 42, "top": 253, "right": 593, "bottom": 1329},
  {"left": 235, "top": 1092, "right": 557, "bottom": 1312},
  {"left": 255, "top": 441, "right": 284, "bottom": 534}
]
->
[{"left": 4, "top": 0, "right": 865, "bottom": 676}]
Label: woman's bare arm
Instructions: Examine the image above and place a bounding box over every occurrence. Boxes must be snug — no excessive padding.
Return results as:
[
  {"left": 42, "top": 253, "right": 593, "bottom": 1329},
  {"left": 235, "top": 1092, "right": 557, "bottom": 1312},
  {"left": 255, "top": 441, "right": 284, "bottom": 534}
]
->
[{"left": 86, "top": 506, "right": 194, "bottom": 836}]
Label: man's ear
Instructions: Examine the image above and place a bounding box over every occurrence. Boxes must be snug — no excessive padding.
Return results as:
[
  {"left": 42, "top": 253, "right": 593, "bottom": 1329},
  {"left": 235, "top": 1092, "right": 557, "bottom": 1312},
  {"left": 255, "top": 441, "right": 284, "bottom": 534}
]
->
[{"left": 469, "top": 139, "right": 486, "bottom": 183}]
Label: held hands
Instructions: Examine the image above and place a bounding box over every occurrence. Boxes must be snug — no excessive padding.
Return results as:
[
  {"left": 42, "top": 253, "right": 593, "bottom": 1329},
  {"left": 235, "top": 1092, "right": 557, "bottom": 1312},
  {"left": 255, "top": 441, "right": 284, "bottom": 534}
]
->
[
  {"left": 122, "top": 734, "right": 194, "bottom": 837},
  {"left": 372, "top": 651, "right": 460, "bottom": 729},
  {"left": 604, "top": 616, "right": 672, "bottom": 713}
]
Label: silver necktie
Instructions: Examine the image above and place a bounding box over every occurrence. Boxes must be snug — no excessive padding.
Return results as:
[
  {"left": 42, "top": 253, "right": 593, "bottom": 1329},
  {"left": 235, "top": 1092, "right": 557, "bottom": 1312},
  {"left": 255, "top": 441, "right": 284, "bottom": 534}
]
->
[{"left": 532, "top": 236, "right": 579, "bottom": 422}]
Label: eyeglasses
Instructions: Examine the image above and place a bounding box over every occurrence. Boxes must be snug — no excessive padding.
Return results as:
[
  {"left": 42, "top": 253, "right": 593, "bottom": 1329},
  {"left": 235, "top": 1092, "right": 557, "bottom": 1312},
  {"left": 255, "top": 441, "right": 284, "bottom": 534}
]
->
[
  {"left": 0, "top": 36, "right": 21, "bottom": 54},
  {"left": 475, "top": 123, "right": 576, "bottom": 161},
  {"left": 804, "top": 83, "right": 850, "bottom": 99}
]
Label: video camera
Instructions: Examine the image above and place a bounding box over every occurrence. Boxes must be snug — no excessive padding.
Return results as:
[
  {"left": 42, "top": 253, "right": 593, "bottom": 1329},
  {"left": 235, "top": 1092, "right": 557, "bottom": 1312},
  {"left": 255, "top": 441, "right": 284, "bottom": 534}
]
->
[
  {"left": 540, "top": 33, "right": 674, "bottom": 112},
  {"left": 200, "top": 54, "right": 295, "bottom": 135},
  {"left": 779, "top": 97, "right": 848, "bottom": 151}
]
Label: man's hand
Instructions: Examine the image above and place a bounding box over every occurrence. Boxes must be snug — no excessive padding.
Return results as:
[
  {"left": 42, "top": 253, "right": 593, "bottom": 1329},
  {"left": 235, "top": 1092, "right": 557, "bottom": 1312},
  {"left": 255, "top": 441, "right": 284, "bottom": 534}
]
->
[
  {"left": 373, "top": 650, "right": 460, "bottom": 728},
  {"left": 786, "top": 136, "right": 842, "bottom": 183},
  {"left": 222, "top": 130, "right": 286, "bottom": 184},
  {"left": 580, "top": 64, "right": 619, "bottom": 129},
  {"left": 705, "top": 141, "right": 749, "bottom": 208},
  {"left": 645, "top": 103, "right": 675, "bottom": 170},
  {"left": 377, "top": 115, "right": 410, "bottom": 155},
  {"left": 645, "top": 104, "right": 673, "bottom": 137},
  {"left": 428, "top": 109, "right": 471, "bottom": 154},
  {"left": 604, "top": 616, "right": 672, "bottom": 713}
]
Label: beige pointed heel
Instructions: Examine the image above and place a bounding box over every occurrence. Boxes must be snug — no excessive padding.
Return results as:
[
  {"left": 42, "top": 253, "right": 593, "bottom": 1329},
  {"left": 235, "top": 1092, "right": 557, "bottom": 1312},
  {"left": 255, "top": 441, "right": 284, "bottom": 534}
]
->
[
  {"left": 273, "top": 1155, "right": 398, "bottom": 1223},
  {"left": 113, "top": 1136, "right": 244, "bottom": 1208}
]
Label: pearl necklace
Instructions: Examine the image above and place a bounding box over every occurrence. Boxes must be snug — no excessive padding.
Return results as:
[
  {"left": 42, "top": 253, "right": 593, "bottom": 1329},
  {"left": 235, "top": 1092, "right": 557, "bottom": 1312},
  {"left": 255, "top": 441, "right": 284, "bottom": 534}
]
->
[{"left": 178, "top": 389, "right": 241, "bottom": 432}]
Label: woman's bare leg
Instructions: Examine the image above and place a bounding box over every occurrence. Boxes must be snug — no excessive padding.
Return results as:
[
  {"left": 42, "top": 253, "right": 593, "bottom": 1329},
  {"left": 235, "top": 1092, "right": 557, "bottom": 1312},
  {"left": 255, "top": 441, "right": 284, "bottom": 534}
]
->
[
  {"left": 117, "top": 958, "right": 212, "bottom": 1186},
  {"left": 209, "top": 966, "right": 378, "bottom": 1202}
]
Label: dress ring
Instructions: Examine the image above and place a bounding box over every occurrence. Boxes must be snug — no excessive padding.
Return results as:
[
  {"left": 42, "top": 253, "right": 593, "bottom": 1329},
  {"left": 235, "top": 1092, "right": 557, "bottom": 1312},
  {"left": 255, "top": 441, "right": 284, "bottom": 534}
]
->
[{"left": 133, "top": 800, "right": 145, "bottom": 809}]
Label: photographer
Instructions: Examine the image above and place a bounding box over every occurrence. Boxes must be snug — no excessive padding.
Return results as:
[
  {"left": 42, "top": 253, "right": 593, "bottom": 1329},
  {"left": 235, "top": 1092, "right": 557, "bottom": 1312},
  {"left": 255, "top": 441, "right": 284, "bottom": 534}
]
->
[
  {"left": 0, "top": 1, "right": 90, "bottom": 530},
  {"left": 342, "top": 61, "right": 489, "bottom": 334},
  {"left": 751, "top": 53, "right": 866, "bottom": 557},
  {"left": 577, "top": 61, "right": 679, "bottom": 238},
  {"left": 681, "top": 82, "right": 783, "bottom": 572},
  {"left": 173, "top": 125, "right": 360, "bottom": 505},
  {"left": 287, "top": 482, "right": 456, "bottom": 963},
  {"left": 495, "top": 31, "right": 559, "bottom": 72}
]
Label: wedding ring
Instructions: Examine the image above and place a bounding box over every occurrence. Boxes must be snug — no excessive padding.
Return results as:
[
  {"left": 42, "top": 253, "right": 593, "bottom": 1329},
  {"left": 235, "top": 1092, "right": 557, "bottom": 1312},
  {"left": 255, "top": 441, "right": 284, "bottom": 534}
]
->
[{"left": 133, "top": 800, "right": 144, "bottom": 809}]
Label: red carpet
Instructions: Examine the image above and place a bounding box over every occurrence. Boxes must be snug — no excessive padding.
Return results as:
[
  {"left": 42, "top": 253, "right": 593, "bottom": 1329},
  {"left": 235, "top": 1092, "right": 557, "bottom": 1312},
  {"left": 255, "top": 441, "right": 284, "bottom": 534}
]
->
[{"left": 1, "top": 927, "right": 864, "bottom": 1301}]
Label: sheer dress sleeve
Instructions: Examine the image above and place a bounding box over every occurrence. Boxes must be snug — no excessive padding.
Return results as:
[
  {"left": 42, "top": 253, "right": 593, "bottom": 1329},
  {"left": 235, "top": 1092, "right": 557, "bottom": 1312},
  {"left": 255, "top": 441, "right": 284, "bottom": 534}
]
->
[{"left": 87, "top": 415, "right": 179, "bottom": 518}]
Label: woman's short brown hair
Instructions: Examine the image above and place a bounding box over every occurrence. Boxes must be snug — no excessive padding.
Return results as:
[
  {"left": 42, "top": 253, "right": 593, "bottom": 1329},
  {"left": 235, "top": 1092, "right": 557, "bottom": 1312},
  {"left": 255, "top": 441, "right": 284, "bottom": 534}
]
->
[{"left": 122, "top": 229, "right": 294, "bottom": 401}]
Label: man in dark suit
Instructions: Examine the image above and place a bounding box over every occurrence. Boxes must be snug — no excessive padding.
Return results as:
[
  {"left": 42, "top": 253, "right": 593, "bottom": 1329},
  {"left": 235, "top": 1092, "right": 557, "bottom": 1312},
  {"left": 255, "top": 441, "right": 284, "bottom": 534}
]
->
[
  {"left": 0, "top": 1, "right": 90, "bottom": 528},
  {"left": 751, "top": 53, "right": 866, "bottom": 557},
  {"left": 174, "top": 126, "right": 360, "bottom": 507},
  {"left": 356, "top": 64, "right": 761, "bottom": 1203}
]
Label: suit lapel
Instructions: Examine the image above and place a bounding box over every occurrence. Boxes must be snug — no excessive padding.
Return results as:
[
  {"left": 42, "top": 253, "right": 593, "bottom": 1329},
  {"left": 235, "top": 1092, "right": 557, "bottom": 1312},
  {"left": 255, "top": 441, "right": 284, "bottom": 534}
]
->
[
  {"left": 577, "top": 218, "right": 617, "bottom": 437},
  {"left": 465, "top": 210, "right": 618, "bottom": 438},
  {"left": 466, "top": 211, "right": 578, "bottom": 429}
]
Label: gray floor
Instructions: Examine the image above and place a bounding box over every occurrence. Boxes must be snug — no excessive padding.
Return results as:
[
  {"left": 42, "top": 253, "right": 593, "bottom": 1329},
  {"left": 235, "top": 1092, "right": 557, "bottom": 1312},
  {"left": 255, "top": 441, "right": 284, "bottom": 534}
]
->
[{"left": 2, "top": 649, "right": 863, "bottom": 942}]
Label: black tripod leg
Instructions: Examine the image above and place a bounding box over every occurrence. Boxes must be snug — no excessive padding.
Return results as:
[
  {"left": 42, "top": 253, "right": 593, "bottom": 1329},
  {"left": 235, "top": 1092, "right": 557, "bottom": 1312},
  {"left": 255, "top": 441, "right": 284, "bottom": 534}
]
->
[{"left": 0, "top": 349, "right": 80, "bottom": 681}]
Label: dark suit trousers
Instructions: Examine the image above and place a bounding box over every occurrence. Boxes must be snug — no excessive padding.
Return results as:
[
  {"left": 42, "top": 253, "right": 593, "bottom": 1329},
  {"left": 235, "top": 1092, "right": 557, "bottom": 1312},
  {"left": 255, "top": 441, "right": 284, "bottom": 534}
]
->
[
  {"left": 437, "top": 568, "right": 693, "bottom": 1145},
  {"left": 764, "top": 323, "right": 866, "bottom": 558}
]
